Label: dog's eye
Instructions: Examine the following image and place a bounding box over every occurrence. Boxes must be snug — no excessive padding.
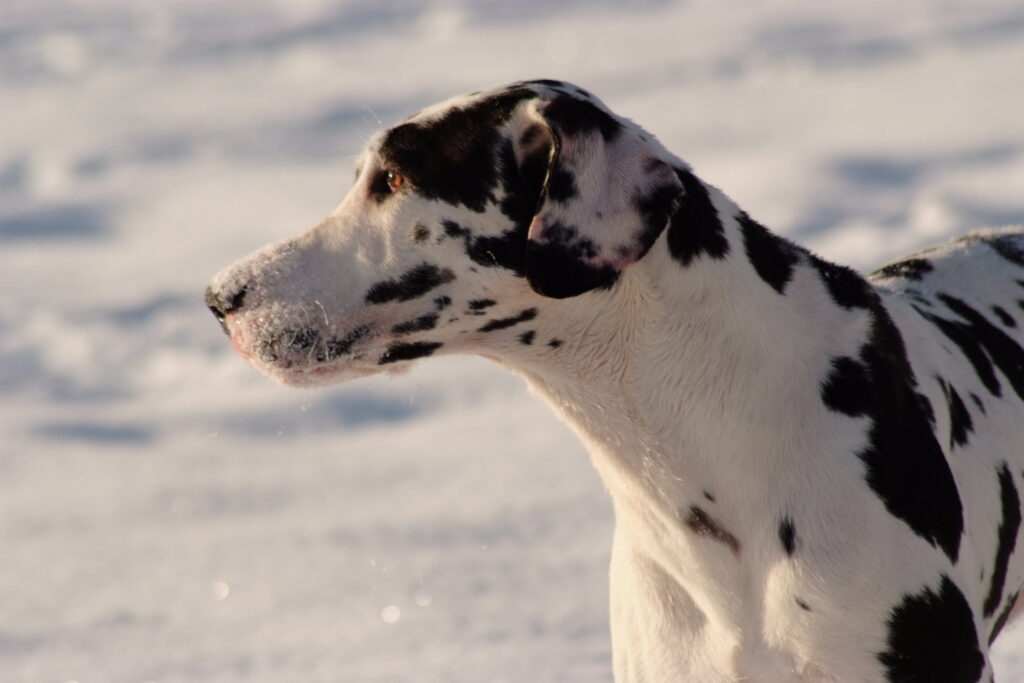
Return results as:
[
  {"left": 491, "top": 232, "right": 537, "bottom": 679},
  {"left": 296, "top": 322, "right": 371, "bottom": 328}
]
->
[{"left": 386, "top": 170, "right": 405, "bottom": 192}]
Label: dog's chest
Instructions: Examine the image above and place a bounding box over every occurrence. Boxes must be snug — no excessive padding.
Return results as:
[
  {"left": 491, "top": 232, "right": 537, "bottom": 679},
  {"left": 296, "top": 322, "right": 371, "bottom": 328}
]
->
[{"left": 521, "top": 230, "right": 1024, "bottom": 681}]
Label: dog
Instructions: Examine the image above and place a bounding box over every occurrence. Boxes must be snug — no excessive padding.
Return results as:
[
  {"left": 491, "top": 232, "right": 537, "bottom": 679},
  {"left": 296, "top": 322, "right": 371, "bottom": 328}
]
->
[{"left": 206, "top": 80, "right": 1024, "bottom": 682}]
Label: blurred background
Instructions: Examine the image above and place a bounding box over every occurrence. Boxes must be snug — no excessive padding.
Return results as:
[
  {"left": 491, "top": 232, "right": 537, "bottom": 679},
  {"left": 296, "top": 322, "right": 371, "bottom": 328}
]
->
[{"left": 3, "top": 1, "right": 1024, "bottom": 681}]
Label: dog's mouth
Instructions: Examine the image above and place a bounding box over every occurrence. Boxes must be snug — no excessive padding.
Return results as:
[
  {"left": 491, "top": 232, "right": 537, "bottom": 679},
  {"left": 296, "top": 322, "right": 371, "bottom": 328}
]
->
[
  {"left": 225, "top": 315, "right": 383, "bottom": 386},
  {"left": 257, "top": 324, "right": 374, "bottom": 366}
]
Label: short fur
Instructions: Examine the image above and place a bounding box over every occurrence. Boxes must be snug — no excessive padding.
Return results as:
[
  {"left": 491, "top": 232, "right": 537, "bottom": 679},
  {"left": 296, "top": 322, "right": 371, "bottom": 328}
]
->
[{"left": 207, "top": 80, "right": 1024, "bottom": 682}]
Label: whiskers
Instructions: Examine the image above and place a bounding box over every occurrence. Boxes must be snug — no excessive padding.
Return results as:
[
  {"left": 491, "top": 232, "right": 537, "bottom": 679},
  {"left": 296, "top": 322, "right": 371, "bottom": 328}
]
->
[{"left": 255, "top": 303, "right": 374, "bottom": 369}]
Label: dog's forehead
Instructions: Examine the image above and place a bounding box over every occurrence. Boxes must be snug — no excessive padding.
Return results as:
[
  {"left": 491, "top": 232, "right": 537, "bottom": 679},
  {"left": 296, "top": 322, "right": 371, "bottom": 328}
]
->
[
  {"left": 362, "top": 80, "right": 606, "bottom": 157},
  {"left": 355, "top": 80, "right": 623, "bottom": 213}
]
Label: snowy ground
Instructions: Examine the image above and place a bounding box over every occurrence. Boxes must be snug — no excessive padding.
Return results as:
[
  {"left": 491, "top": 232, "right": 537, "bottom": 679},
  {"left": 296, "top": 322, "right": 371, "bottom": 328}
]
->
[{"left": 3, "top": 1, "right": 1024, "bottom": 681}]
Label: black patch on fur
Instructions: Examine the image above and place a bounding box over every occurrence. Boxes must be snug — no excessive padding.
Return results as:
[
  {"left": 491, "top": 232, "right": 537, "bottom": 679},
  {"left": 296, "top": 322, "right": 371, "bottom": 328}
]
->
[
  {"left": 989, "top": 590, "right": 1020, "bottom": 645},
  {"left": 478, "top": 308, "right": 537, "bottom": 333},
  {"left": 925, "top": 293, "right": 1024, "bottom": 402},
  {"left": 380, "top": 90, "right": 535, "bottom": 212},
  {"left": 519, "top": 123, "right": 547, "bottom": 149},
  {"left": 992, "top": 305, "right": 1017, "bottom": 328},
  {"left": 543, "top": 93, "right": 622, "bottom": 142},
  {"left": 631, "top": 175, "right": 684, "bottom": 257},
  {"left": 497, "top": 128, "right": 550, "bottom": 227},
  {"left": 667, "top": 168, "right": 729, "bottom": 267},
  {"left": 527, "top": 165, "right": 679, "bottom": 299},
  {"left": 526, "top": 221, "right": 619, "bottom": 298},
  {"left": 864, "top": 306, "right": 964, "bottom": 562},
  {"left": 546, "top": 166, "right": 577, "bottom": 203},
  {"left": 821, "top": 356, "right": 872, "bottom": 417},
  {"left": 537, "top": 220, "right": 593, "bottom": 255},
  {"left": 824, "top": 296, "right": 964, "bottom": 563},
  {"left": 917, "top": 307, "right": 1001, "bottom": 397},
  {"left": 443, "top": 220, "right": 470, "bottom": 239},
  {"left": 779, "top": 518, "right": 797, "bottom": 556},
  {"left": 378, "top": 341, "right": 443, "bottom": 365},
  {"left": 703, "top": 491, "right": 716, "bottom": 503},
  {"left": 519, "top": 330, "right": 536, "bottom": 345},
  {"left": 467, "top": 229, "right": 529, "bottom": 276},
  {"left": 906, "top": 290, "right": 933, "bottom": 307},
  {"left": 870, "top": 258, "right": 934, "bottom": 281},
  {"left": 984, "top": 464, "right": 1022, "bottom": 618},
  {"left": 796, "top": 598, "right": 812, "bottom": 612},
  {"left": 936, "top": 377, "right": 974, "bottom": 449},
  {"left": 535, "top": 155, "right": 674, "bottom": 290},
  {"left": 434, "top": 296, "right": 452, "bottom": 311},
  {"left": 739, "top": 213, "right": 801, "bottom": 294},
  {"left": 391, "top": 313, "right": 439, "bottom": 336},
  {"left": 321, "top": 325, "right": 371, "bottom": 361},
  {"left": 506, "top": 116, "right": 677, "bottom": 299},
  {"left": 411, "top": 224, "right": 430, "bottom": 242},
  {"left": 971, "top": 393, "right": 986, "bottom": 414},
  {"left": 365, "top": 264, "right": 455, "bottom": 304},
  {"left": 684, "top": 506, "right": 740, "bottom": 554},
  {"left": 497, "top": 134, "right": 547, "bottom": 231},
  {"left": 548, "top": 339, "right": 563, "bottom": 349},
  {"left": 469, "top": 299, "right": 496, "bottom": 311},
  {"left": 452, "top": 133, "right": 540, "bottom": 281},
  {"left": 878, "top": 576, "right": 984, "bottom": 683},
  {"left": 918, "top": 391, "right": 936, "bottom": 427},
  {"left": 811, "top": 256, "right": 874, "bottom": 310}
]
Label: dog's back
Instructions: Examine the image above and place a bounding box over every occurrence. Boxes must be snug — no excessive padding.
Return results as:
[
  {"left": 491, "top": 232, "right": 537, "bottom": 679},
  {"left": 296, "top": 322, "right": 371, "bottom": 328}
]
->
[{"left": 871, "top": 227, "right": 1024, "bottom": 646}]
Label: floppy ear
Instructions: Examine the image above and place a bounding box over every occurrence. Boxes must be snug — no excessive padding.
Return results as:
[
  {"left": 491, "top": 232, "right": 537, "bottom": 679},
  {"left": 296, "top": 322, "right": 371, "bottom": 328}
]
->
[{"left": 522, "top": 94, "right": 684, "bottom": 299}]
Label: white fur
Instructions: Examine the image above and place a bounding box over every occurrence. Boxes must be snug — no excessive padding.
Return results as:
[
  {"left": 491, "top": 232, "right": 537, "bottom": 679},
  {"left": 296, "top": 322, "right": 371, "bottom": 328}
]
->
[{"left": 208, "top": 81, "right": 1024, "bottom": 682}]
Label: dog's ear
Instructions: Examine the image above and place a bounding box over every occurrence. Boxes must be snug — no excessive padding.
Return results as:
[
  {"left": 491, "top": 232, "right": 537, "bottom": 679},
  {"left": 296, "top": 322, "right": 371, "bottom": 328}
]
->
[{"left": 519, "top": 94, "right": 684, "bottom": 299}]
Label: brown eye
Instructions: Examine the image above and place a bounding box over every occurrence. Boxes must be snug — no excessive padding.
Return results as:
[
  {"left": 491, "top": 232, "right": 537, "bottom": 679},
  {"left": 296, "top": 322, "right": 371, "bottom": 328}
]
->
[{"left": 386, "top": 170, "right": 405, "bottom": 192}]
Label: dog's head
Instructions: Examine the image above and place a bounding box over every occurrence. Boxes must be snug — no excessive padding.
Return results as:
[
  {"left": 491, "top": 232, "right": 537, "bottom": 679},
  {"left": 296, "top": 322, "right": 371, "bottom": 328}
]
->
[{"left": 206, "top": 80, "right": 684, "bottom": 385}]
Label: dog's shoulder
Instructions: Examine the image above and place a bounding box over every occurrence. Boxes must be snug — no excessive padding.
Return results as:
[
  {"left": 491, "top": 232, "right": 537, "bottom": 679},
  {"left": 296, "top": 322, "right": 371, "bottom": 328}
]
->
[{"left": 868, "top": 226, "right": 1024, "bottom": 470}]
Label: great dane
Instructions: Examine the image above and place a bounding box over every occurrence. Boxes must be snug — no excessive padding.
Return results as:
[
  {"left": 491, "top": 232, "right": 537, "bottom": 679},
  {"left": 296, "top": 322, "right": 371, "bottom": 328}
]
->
[{"left": 207, "top": 80, "right": 1024, "bottom": 682}]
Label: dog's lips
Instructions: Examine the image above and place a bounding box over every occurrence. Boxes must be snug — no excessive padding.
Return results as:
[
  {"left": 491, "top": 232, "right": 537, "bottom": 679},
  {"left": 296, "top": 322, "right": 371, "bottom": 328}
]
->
[
  {"left": 220, "top": 313, "right": 254, "bottom": 361},
  {"left": 267, "top": 354, "right": 379, "bottom": 387},
  {"left": 220, "top": 298, "right": 424, "bottom": 385},
  {"left": 225, "top": 314, "right": 387, "bottom": 385},
  {"left": 229, "top": 330, "right": 253, "bottom": 361}
]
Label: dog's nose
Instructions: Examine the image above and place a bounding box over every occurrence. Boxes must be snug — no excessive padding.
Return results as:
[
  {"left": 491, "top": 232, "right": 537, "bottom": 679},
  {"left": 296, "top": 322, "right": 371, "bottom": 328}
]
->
[{"left": 205, "top": 284, "right": 248, "bottom": 335}]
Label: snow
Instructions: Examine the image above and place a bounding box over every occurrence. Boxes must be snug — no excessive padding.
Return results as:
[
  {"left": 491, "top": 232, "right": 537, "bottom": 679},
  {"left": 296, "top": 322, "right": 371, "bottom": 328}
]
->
[{"left": 2, "top": 1, "right": 1024, "bottom": 681}]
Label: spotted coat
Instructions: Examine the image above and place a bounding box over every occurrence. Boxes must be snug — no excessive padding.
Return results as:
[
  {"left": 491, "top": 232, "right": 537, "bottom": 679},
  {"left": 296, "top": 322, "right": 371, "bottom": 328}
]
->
[{"left": 207, "top": 80, "right": 1024, "bottom": 683}]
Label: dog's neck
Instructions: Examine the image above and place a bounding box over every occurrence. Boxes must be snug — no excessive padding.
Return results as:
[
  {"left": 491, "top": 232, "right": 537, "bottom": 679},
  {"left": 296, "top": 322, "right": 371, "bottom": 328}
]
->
[
  {"left": 508, "top": 180, "right": 862, "bottom": 506},
  {"left": 493, "top": 178, "right": 873, "bottom": 679}
]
